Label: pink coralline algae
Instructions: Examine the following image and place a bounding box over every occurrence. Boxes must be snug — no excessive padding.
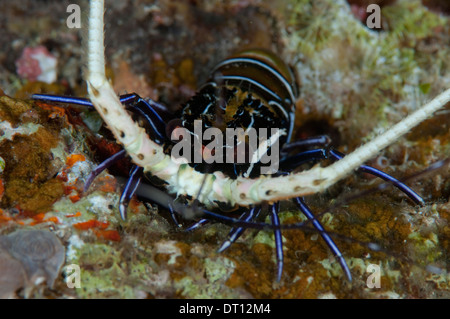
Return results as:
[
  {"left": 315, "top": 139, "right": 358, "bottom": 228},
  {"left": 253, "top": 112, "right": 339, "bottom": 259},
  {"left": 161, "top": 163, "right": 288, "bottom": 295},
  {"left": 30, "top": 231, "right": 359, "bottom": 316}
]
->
[{"left": 16, "top": 46, "right": 58, "bottom": 84}]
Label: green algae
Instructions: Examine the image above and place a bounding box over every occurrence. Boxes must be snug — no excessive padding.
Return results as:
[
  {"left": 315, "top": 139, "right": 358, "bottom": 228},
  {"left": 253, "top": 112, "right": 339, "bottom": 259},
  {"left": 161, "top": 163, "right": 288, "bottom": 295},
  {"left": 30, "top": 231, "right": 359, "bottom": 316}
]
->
[
  {"left": 284, "top": 0, "right": 449, "bottom": 146},
  {"left": 174, "top": 256, "right": 242, "bottom": 298},
  {"left": 382, "top": 0, "right": 446, "bottom": 40},
  {"left": 71, "top": 243, "right": 131, "bottom": 298},
  {"left": 408, "top": 231, "right": 442, "bottom": 264}
]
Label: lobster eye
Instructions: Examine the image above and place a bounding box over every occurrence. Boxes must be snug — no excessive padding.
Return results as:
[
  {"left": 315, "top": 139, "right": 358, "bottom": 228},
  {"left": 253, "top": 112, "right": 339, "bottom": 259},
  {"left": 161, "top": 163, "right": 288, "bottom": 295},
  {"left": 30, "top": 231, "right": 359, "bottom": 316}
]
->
[{"left": 166, "top": 118, "right": 183, "bottom": 139}]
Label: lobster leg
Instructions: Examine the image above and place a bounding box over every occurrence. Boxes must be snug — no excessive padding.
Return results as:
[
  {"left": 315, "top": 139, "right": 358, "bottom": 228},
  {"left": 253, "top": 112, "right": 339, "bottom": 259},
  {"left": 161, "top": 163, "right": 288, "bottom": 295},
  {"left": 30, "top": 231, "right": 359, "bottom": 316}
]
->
[
  {"left": 294, "top": 197, "right": 353, "bottom": 281},
  {"left": 84, "top": 149, "right": 127, "bottom": 192},
  {"left": 218, "top": 206, "right": 262, "bottom": 253},
  {"left": 32, "top": 93, "right": 168, "bottom": 144},
  {"left": 167, "top": 203, "right": 183, "bottom": 227},
  {"left": 281, "top": 135, "right": 331, "bottom": 153},
  {"left": 184, "top": 218, "right": 210, "bottom": 231},
  {"left": 270, "top": 202, "right": 284, "bottom": 282},
  {"left": 118, "top": 94, "right": 168, "bottom": 144},
  {"left": 32, "top": 94, "right": 97, "bottom": 107},
  {"left": 119, "top": 165, "right": 144, "bottom": 220},
  {"left": 279, "top": 149, "right": 327, "bottom": 170}
]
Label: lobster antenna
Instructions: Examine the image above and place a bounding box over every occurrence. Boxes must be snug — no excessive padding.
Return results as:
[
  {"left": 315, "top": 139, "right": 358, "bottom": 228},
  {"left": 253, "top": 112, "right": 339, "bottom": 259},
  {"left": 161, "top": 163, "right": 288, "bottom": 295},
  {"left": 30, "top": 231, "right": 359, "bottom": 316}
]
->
[
  {"left": 86, "top": 0, "right": 105, "bottom": 84},
  {"left": 86, "top": 0, "right": 166, "bottom": 171}
]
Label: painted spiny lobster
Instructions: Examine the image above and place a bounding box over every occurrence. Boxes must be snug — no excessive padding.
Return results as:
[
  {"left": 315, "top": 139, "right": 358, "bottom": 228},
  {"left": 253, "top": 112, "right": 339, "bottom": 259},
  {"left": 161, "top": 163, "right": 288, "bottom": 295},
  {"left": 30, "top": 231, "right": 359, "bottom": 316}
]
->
[{"left": 33, "top": 0, "right": 450, "bottom": 282}]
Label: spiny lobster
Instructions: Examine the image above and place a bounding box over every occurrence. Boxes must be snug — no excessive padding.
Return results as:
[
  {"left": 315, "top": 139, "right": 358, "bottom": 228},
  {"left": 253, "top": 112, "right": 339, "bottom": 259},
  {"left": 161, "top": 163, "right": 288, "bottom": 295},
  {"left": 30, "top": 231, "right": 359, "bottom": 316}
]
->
[{"left": 33, "top": 0, "right": 450, "bottom": 282}]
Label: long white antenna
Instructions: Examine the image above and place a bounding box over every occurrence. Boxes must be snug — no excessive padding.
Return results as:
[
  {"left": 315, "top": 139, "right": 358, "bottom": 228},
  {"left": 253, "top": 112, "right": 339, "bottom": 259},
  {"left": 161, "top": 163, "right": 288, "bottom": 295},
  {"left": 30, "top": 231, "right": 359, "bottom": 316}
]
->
[{"left": 86, "top": 0, "right": 105, "bottom": 85}]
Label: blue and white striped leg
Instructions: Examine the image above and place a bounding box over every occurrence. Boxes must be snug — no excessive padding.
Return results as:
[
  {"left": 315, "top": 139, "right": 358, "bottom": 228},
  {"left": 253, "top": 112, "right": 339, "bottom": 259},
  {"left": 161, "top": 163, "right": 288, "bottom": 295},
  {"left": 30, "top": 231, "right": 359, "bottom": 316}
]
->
[
  {"left": 84, "top": 149, "right": 127, "bottom": 192},
  {"left": 270, "top": 202, "right": 284, "bottom": 282},
  {"left": 119, "top": 165, "right": 143, "bottom": 220},
  {"left": 295, "top": 197, "right": 353, "bottom": 281},
  {"left": 32, "top": 93, "right": 168, "bottom": 144}
]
